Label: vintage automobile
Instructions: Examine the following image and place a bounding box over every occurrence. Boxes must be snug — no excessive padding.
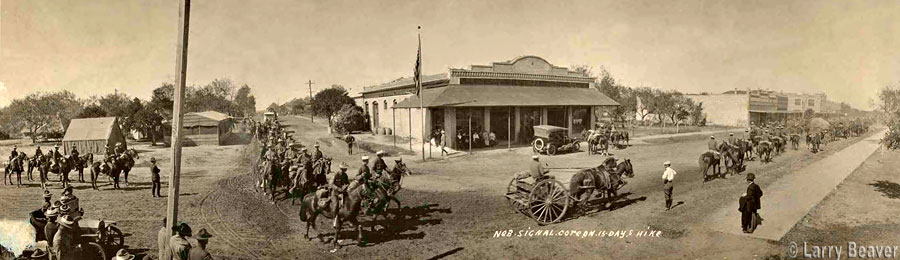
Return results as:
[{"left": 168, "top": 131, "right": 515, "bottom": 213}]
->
[{"left": 531, "top": 125, "right": 580, "bottom": 156}]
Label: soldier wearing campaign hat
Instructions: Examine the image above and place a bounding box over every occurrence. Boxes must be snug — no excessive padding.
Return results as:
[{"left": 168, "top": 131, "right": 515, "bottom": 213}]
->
[
  {"left": 358, "top": 156, "right": 372, "bottom": 182},
  {"left": 188, "top": 229, "right": 214, "bottom": 260}
]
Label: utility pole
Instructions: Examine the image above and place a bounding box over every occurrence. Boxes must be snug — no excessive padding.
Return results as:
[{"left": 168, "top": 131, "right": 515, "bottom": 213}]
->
[
  {"left": 167, "top": 0, "right": 190, "bottom": 236},
  {"left": 307, "top": 80, "right": 315, "bottom": 123}
]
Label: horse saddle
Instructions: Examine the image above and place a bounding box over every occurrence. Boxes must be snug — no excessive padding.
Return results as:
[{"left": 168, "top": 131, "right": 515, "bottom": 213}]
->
[
  {"left": 709, "top": 150, "right": 721, "bottom": 160},
  {"left": 316, "top": 188, "right": 331, "bottom": 208}
]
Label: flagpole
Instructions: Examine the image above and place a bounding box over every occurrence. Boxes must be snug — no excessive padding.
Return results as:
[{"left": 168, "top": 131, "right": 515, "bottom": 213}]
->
[{"left": 418, "top": 28, "right": 426, "bottom": 161}]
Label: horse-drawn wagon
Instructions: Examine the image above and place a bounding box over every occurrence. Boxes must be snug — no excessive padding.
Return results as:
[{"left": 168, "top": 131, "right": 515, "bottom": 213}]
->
[
  {"left": 504, "top": 159, "right": 634, "bottom": 225},
  {"left": 531, "top": 125, "right": 580, "bottom": 156}
]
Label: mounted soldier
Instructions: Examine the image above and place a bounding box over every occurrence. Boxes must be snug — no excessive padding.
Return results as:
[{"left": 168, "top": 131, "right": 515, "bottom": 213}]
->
[
  {"left": 323, "top": 163, "right": 351, "bottom": 214},
  {"left": 357, "top": 156, "right": 372, "bottom": 183},
  {"left": 313, "top": 143, "right": 323, "bottom": 161},
  {"left": 373, "top": 150, "right": 388, "bottom": 178},
  {"left": 10, "top": 145, "right": 18, "bottom": 161},
  {"left": 707, "top": 136, "right": 721, "bottom": 160}
]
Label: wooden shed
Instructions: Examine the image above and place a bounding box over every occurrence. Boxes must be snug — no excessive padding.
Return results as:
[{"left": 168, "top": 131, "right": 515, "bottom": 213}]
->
[
  {"left": 62, "top": 117, "right": 127, "bottom": 155},
  {"left": 166, "top": 111, "right": 234, "bottom": 146}
]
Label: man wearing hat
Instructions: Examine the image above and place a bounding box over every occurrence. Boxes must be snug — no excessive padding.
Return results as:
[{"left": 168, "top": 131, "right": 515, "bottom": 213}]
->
[
  {"left": 707, "top": 136, "right": 721, "bottom": 160},
  {"left": 151, "top": 157, "right": 162, "bottom": 198},
  {"left": 115, "top": 142, "right": 126, "bottom": 155},
  {"left": 9, "top": 145, "right": 17, "bottom": 161},
  {"left": 41, "top": 189, "right": 53, "bottom": 212},
  {"left": 328, "top": 163, "right": 351, "bottom": 213},
  {"left": 53, "top": 205, "right": 83, "bottom": 260},
  {"left": 44, "top": 202, "right": 60, "bottom": 251},
  {"left": 661, "top": 161, "right": 677, "bottom": 210},
  {"left": 726, "top": 133, "right": 739, "bottom": 148},
  {"left": 188, "top": 229, "right": 214, "bottom": 260},
  {"left": 358, "top": 156, "right": 372, "bottom": 182},
  {"left": 344, "top": 133, "right": 356, "bottom": 155},
  {"left": 169, "top": 223, "right": 193, "bottom": 260},
  {"left": 529, "top": 155, "right": 549, "bottom": 180},
  {"left": 313, "top": 143, "right": 323, "bottom": 162},
  {"left": 741, "top": 173, "right": 763, "bottom": 233},
  {"left": 439, "top": 130, "right": 448, "bottom": 156},
  {"left": 114, "top": 249, "right": 136, "bottom": 260},
  {"left": 373, "top": 151, "right": 388, "bottom": 177}
]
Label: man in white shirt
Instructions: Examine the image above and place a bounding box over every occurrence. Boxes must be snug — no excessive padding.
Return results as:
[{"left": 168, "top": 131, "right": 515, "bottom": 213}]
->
[{"left": 661, "top": 161, "right": 677, "bottom": 211}]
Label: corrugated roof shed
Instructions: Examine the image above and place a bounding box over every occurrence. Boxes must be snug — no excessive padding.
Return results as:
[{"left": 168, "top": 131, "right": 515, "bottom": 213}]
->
[
  {"left": 183, "top": 111, "right": 230, "bottom": 127},
  {"left": 394, "top": 85, "right": 620, "bottom": 108},
  {"left": 62, "top": 117, "right": 117, "bottom": 141}
]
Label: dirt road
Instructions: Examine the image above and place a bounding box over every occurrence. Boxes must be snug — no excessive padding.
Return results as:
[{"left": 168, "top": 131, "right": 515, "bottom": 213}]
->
[{"left": 0, "top": 116, "right": 881, "bottom": 259}]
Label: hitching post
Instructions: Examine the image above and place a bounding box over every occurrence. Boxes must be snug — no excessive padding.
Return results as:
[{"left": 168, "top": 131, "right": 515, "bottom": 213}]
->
[{"left": 167, "top": 0, "right": 190, "bottom": 236}]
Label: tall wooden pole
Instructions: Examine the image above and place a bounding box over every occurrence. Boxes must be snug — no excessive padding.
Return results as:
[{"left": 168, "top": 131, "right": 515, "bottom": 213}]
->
[
  {"left": 167, "top": 0, "right": 190, "bottom": 236},
  {"left": 418, "top": 31, "right": 426, "bottom": 161},
  {"left": 307, "top": 80, "right": 315, "bottom": 123},
  {"left": 508, "top": 107, "right": 511, "bottom": 151},
  {"left": 408, "top": 108, "right": 413, "bottom": 151}
]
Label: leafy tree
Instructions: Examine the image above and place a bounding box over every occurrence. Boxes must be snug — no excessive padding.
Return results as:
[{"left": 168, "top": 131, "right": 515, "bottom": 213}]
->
[
  {"left": 131, "top": 106, "right": 165, "bottom": 144},
  {"left": 4, "top": 91, "right": 81, "bottom": 143},
  {"left": 877, "top": 84, "right": 900, "bottom": 149},
  {"left": 331, "top": 104, "right": 366, "bottom": 134},
  {"left": 311, "top": 85, "right": 355, "bottom": 126},
  {"left": 233, "top": 84, "right": 256, "bottom": 117},
  {"left": 691, "top": 102, "right": 705, "bottom": 126},
  {"left": 76, "top": 104, "right": 108, "bottom": 118},
  {"left": 98, "top": 92, "right": 132, "bottom": 118}
]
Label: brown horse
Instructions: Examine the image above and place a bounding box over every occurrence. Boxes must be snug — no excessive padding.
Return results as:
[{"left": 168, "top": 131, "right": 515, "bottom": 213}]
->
[
  {"left": 790, "top": 134, "right": 801, "bottom": 150},
  {"left": 757, "top": 141, "right": 773, "bottom": 163},
  {"left": 699, "top": 151, "right": 721, "bottom": 182},
  {"left": 719, "top": 142, "right": 743, "bottom": 175},
  {"left": 569, "top": 159, "right": 635, "bottom": 211},
  {"left": 299, "top": 178, "right": 389, "bottom": 250},
  {"left": 739, "top": 139, "right": 754, "bottom": 161}
]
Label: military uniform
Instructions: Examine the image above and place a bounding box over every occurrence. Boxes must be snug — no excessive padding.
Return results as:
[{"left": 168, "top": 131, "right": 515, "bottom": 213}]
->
[
  {"left": 529, "top": 159, "right": 548, "bottom": 180},
  {"left": 314, "top": 148, "right": 323, "bottom": 161},
  {"left": 373, "top": 156, "right": 388, "bottom": 176},
  {"left": 358, "top": 163, "right": 372, "bottom": 182},
  {"left": 329, "top": 166, "right": 350, "bottom": 213}
]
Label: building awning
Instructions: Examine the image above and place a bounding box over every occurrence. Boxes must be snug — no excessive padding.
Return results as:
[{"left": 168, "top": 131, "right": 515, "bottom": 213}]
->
[{"left": 393, "top": 85, "right": 620, "bottom": 108}]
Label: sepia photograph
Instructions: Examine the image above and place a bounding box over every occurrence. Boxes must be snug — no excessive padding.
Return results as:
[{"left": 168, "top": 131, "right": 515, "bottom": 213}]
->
[{"left": 1, "top": 0, "right": 899, "bottom": 259}]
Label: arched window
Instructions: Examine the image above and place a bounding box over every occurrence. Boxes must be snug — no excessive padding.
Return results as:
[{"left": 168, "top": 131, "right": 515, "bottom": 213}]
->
[{"left": 383, "top": 100, "right": 388, "bottom": 110}]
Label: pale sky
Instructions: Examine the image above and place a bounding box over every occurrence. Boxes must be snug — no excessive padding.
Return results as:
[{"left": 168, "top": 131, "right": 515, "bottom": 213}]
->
[{"left": 2, "top": 0, "right": 898, "bottom": 110}]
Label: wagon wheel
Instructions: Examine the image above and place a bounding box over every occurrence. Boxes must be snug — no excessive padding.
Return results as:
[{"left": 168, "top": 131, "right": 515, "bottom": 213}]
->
[
  {"left": 533, "top": 139, "right": 545, "bottom": 153},
  {"left": 79, "top": 241, "right": 107, "bottom": 260},
  {"left": 506, "top": 177, "right": 528, "bottom": 215},
  {"left": 527, "top": 179, "right": 569, "bottom": 225},
  {"left": 547, "top": 144, "right": 557, "bottom": 156},
  {"left": 103, "top": 225, "right": 125, "bottom": 251}
]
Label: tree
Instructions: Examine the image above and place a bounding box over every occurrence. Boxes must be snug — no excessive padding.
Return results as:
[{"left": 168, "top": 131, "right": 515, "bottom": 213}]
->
[
  {"left": 803, "top": 108, "right": 815, "bottom": 119},
  {"left": 691, "top": 102, "right": 705, "bottom": 126},
  {"left": 331, "top": 104, "right": 366, "bottom": 134},
  {"left": 121, "top": 98, "right": 144, "bottom": 134},
  {"left": 311, "top": 85, "right": 355, "bottom": 126},
  {"left": 131, "top": 106, "right": 165, "bottom": 145},
  {"left": 76, "top": 104, "right": 108, "bottom": 118},
  {"left": 98, "top": 92, "right": 132, "bottom": 118},
  {"left": 233, "top": 84, "right": 257, "bottom": 117},
  {"left": 877, "top": 84, "right": 900, "bottom": 149},
  {"left": 151, "top": 82, "right": 175, "bottom": 120},
  {"left": 4, "top": 91, "right": 81, "bottom": 143}
]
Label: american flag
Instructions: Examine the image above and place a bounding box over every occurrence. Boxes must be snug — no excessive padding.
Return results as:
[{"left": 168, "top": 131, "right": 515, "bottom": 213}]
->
[{"left": 414, "top": 32, "right": 422, "bottom": 97}]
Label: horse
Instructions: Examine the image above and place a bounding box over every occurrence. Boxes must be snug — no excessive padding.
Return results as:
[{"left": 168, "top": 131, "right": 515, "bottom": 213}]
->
[
  {"left": 699, "top": 151, "right": 722, "bottom": 182},
  {"left": 739, "top": 139, "right": 754, "bottom": 161},
  {"left": 586, "top": 131, "right": 609, "bottom": 156},
  {"left": 299, "top": 177, "right": 390, "bottom": 251},
  {"left": 790, "top": 134, "right": 800, "bottom": 150},
  {"left": 27, "top": 155, "right": 41, "bottom": 181},
  {"left": 117, "top": 151, "right": 136, "bottom": 185},
  {"left": 569, "top": 159, "right": 635, "bottom": 211},
  {"left": 770, "top": 136, "right": 785, "bottom": 155},
  {"left": 48, "top": 155, "right": 74, "bottom": 187},
  {"left": 757, "top": 141, "right": 773, "bottom": 163},
  {"left": 719, "top": 142, "right": 743, "bottom": 175}
]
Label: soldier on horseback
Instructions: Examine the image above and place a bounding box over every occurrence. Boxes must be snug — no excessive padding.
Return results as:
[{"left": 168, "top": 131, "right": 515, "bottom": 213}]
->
[
  {"left": 313, "top": 143, "right": 323, "bottom": 161},
  {"left": 326, "top": 163, "right": 350, "bottom": 214},
  {"left": 357, "top": 156, "right": 372, "bottom": 182},
  {"left": 707, "top": 136, "right": 721, "bottom": 160},
  {"left": 10, "top": 145, "right": 18, "bottom": 161},
  {"left": 373, "top": 151, "right": 388, "bottom": 179}
]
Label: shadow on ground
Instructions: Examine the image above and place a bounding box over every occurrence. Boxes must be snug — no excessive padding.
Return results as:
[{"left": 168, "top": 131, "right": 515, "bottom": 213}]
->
[{"left": 869, "top": 180, "right": 900, "bottom": 199}]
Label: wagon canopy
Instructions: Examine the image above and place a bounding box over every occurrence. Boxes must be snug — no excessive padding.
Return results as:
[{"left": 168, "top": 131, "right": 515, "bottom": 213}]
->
[
  {"left": 533, "top": 125, "right": 568, "bottom": 138},
  {"left": 808, "top": 118, "right": 831, "bottom": 131}
]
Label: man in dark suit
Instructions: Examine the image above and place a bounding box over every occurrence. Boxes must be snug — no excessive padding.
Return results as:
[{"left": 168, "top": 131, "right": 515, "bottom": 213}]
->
[{"left": 741, "top": 173, "right": 763, "bottom": 233}]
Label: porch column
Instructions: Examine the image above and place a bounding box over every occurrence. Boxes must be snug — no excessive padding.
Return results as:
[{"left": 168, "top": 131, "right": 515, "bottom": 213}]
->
[
  {"left": 589, "top": 106, "right": 596, "bottom": 130},
  {"left": 483, "top": 107, "right": 491, "bottom": 134},
  {"left": 541, "top": 107, "right": 548, "bottom": 125},
  {"left": 514, "top": 107, "right": 521, "bottom": 143},
  {"left": 567, "top": 106, "right": 574, "bottom": 137},
  {"left": 445, "top": 108, "right": 457, "bottom": 149}
]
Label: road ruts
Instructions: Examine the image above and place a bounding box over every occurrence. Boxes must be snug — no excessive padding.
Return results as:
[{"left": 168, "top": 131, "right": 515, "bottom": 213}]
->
[{"left": 199, "top": 186, "right": 270, "bottom": 259}]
